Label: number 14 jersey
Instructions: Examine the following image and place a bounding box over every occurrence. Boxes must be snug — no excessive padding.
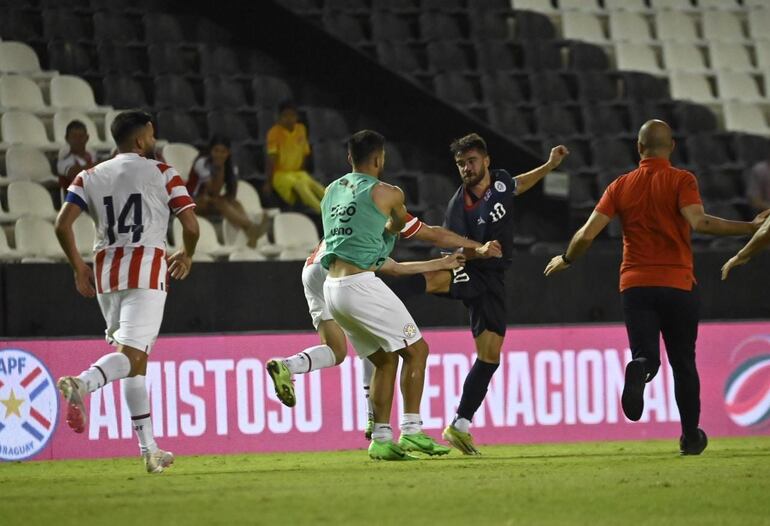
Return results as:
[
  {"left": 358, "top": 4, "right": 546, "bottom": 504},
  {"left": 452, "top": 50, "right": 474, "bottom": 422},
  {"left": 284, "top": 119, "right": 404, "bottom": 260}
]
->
[{"left": 65, "top": 152, "right": 195, "bottom": 294}]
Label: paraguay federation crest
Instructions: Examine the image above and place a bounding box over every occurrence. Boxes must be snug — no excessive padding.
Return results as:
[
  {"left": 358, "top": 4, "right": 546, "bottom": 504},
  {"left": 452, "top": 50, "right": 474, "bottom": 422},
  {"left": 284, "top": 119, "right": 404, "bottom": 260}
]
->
[
  {"left": 0, "top": 349, "right": 59, "bottom": 461},
  {"left": 724, "top": 335, "right": 770, "bottom": 429}
]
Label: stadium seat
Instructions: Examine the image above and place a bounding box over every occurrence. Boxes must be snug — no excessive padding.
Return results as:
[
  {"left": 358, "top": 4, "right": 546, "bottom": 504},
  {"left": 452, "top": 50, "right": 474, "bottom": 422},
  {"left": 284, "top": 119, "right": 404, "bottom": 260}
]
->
[
  {"left": 148, "top": 44, "right": 189, "bottom": 76},
  {"left": 312, "top": 140, "right": 349, "bottom": 180},
  {"left": 662, "top": 42, "right": 708, "bottom": 72},
  {"left": 97, "top": 43, "right": 146, "bottom": 74},
  {"left": 534, "top": 105, "right": 581, "bottom": 138},
  {"left": 0, "top": 76, "right": 47, "bottom": 111},
  {"left": 73, "top": 214, "right": 96, "bottom": 258},
  {"left": 559, "top": 0, "right": 601, "bottom": 10},
  {"left": 162, "top": 142, "right": 199, "bottom": 182},
  {"left": 156, "top": 111, "right": 203, "bottom": 144},
  {"left": 14, "top": 216, "right": 62, "bottom": 261},
  {"left": 702, "top": 11, "right": 745, "bottom": 42},
  {"left": 615, "top": 43, "right": 663, "bottom": 75},
  {"left": 468, "top": 10, "right": 511, "bottom": 40},
  {"left": 434, "top": 73, "right": 482, "bottom": 108},
  {"left": 143, "top": 13, "right": 185, "bottom": 44},
  {"left": 522, "top": 41, "right": 563, "bottom": 71},
  {"left": 709, "top": 42, "right": 755, "bottom": 72},
  {"left": 0, "top": 227, "right": 20, "bottom": 261},
  {"left": 231, "top": 144, "right": 264, "bottom": 180},
  {"left": 654, "top": 11, "right": 699, "bottom": 42},
  {"left": 608, "top": 11, "right": 653, "bottom": 42},
  {"left": 603, "top": 0, "right": 648, "bottom": 10},
  {"left": 592, "top": 138, "right": 636, "bottom": 170},
  {"left": 417, "top": 174, "right": 458, "bottom": 207},
  {"left": 510, "top": 10, "right": 557, "bottom": 40},
  {"left": 620, "top": 72, "right": 670, "bottom": 100},
  {"left": 102, "top": 75, "right": 148, "bottom": 108},
  {"left": 426, "top": 41, "right": 472, "bottom": 73},
  {"left": 480, "top": 73, "right": 525, "bottom": 105},
  {"left": 734, "top": 134, "right": 770, "bottom": 167},
  {"left": 754, "top": 41, "right": 770, "bottom": 71},
  {"left": 322, "top": 13, "right": 367, "bottom": 45},
  {"left": 685, "top": 133, "right": 737, "bottom": 170},
  {"left": 576, "top": 71, "right": 620, "bottom": 101},
  {"left": 567, "top": 42, "right": 610, "bottom": 71},
  {"left": 510, "top": 0, "right": 555, "bottom": 14},
  {"left": 252, "top": 76, "right": 294, "bottom": 110},
  {"left": 582, "top": 105, "right": 627, "bottom": 137},
  {"left": 154, "top": 75, "right": 199, "bottom": 109},
  {"left": 747, "top": 8, "right": 770, "bottom": 41},
  {"left": 273, "top": 212, "right": 320, "bottom": 260},
  {"left": 672, "top": 101, "right": 719, "bottom": 133},
  {"left": 305, "top": 107, "right": 349, "bottom": 142},
  {"left": 723, "top": 101, "right": 770, "bottom": 135},
  {"left": 561, "top": 12, "right": 607, "bottom": 44},
  {"left": 421, "top": 0, "right": 464, "bottom": 11},
  {"left": 206, "top": 112, "right": 256, "bottom": 145},
  {"left": 53, "top": 110, "right": 110, "bottom": 149},
  {"left": 0, "top": 42, "right": 42, "bottom": 75},
  {"left": 47, "top": 41, "right": 93, "bottom": 75},
  {"left": 371, "top": 12, "right": 414, "bottom": 42},
  {"left": 3, "top": 145, "right": 54, "bottom": 186},
  {"left": 669, "top": 72, "right": 716, "bottom": 103},
  {"left": 50, "top": 75, "right": 100, "bottom": 110},
  {"left": 377, "top": 41, "right": 424, "bottom": 74},
  {"left": 199, "top": 45, "right": 242, "bottom": 77},
  {"left": 648, "top": 0, "right": 695, "bottom": 9},
  {"left": 93, "top": 12, "right": 143, "bottom": 43},
  {"left": 173, "top": 216, "right": 232, "bottom": 258},
  {"left": 0, "top": 10, "right": 42, "bottom": 43},
  {"left": 698, "top": 0, "right": 741, "bottom": 9},
  {"left": 716, "top": 71, "right": 763, "bottom": 102},
  {"left": 0, "top": 181, "right": 58, "bottom": 222},
  {"left": 42, "top": 10, "right": 90, "bottom": 41},
  {"left": 419, "top": 12, "right": 463, "bottom": 40},
  {"left": 204, "top": 77, "right": 250, "bottom": 110},
  {"left": 1, "top": 112, "right": 54, "bottom": 150},
  {"left": 529, "top": 72, "right": 573, "bottom": 104}
]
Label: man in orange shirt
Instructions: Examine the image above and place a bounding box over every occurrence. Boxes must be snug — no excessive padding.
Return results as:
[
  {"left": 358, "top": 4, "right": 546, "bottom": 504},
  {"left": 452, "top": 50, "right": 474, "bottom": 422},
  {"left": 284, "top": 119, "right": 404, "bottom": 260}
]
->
[
  {"left": 544, "top": 120, "right": 765, "bottom": 455},
  {"left": 264, "top": 100, "right": 326, "bottom": 212}
]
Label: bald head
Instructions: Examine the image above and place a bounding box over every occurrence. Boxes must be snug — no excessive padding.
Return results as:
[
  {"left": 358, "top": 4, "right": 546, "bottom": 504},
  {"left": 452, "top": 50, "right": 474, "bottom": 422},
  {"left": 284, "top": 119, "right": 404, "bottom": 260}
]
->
[{"left": 637, "top": 119, "right": 674, "bottom": 159}]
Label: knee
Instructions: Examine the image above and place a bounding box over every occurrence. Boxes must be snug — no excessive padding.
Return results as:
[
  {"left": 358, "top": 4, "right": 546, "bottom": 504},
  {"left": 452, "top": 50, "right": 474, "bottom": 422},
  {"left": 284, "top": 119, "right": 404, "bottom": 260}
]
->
[
  {"left": 406, "top": 340, "right": 429, "bottom": 366},
  {"left": 122, "top": 348, "right": 148, "bottom": 376}
]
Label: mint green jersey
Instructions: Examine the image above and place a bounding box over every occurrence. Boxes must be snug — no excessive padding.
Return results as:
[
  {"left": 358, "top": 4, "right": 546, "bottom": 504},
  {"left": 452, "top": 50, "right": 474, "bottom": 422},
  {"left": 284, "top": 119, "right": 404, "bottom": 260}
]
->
[{"left": 320, "top": 172, "right": 393, "bottom": 271}]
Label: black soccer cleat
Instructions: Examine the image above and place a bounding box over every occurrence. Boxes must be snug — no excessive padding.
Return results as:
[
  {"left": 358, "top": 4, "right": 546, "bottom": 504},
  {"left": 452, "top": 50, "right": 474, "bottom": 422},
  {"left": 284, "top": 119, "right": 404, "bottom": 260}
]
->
[
  {"left": 680, "top": 428, "right": 708, "bottom": 456},
  {"left": 622, "top": 359, "right": 646, "bottom": 421}
]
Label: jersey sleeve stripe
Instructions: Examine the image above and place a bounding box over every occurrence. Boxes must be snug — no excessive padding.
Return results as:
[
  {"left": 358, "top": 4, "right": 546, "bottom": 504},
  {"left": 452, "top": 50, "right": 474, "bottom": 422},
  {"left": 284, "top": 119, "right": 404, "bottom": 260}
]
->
[
  {"left": 109, "top": 247, "right": 124, "bottom": 292},
  {"left": 166, "top": 175, "right": 186, "bottom": 194},
  {"left": 173, "top": 202, "right": 196, "bottom": 215},
  {"left": 156, "top": 163, "right": 172, "bottom": 174},
  {"left": 150, "top": 248, "right": 163, "bottom": 289},
  {"left": 127, "top": 246, "right": 144, "bottom": 289},
  {"left": 64, "top": 191, "right": 88, "bottom": 211},
  {"left": 400, "top": 217, "right": 423, "bottom": 239},
  {"left": 94, "top": 249, "right": 106, "bottom": 294},
  {"left": 169, "top": 195, "right": 194, "bottom": 211}
]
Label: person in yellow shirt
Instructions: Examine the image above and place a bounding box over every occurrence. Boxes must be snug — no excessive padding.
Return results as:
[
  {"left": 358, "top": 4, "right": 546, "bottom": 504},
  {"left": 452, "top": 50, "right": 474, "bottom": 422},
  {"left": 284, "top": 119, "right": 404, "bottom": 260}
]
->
[{"left": 264, "top": 100, "right": 326, "bottom": 212}]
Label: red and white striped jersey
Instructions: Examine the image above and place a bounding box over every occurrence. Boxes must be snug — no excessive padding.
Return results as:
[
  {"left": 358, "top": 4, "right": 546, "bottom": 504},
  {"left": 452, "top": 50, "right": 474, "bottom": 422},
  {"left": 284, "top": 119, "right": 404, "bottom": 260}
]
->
[
  {"left": 65, "top": 152, "right": 195, "bottom": 294},
  {"left": 305, "top": 213, "right": 423, "bottom": 267}
]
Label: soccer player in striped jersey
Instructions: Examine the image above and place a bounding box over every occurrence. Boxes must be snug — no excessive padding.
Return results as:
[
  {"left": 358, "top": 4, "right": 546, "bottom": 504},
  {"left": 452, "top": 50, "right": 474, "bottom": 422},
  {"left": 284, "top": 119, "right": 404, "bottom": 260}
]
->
[{"left": 54, "top": 111, "right": 200, "bottom": 474}]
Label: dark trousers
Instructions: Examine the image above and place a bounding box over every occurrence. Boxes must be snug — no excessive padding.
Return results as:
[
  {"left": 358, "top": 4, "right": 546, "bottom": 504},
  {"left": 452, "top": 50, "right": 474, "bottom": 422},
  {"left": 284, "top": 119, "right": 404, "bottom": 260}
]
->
[{"left": 622, "top": 286, "right": 701, "bottom": 437}]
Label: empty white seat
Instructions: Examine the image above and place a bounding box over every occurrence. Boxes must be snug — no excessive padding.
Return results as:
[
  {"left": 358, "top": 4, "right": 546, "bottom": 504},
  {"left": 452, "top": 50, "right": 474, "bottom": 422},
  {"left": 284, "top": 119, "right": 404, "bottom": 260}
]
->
[
  {"left": 559, "top": 0, "right": 601, "bottom": 11},
  {"left": 748, "top": 8, "right": 770, "bottom": 40},
  {"left": 0, "top": 76, "right": 47, "bottom": 111},
  {"left": 608, "top": 11, "right": 652, "bottom": 42},
  {"left": 0, "top": 181, "right": 58, "bottom": 222},
  {"left": 649, "top": 0, "right": 695, "bottom": 9},
  {"left": 562, "top": 12, "right": 607, "bottom": 43},
  {"left": 615, "top": 43, "right": 663, "bottom": 74},
  {"left": 273, "top": 212, "right": 319, "bottom": 260},
  {"left": 162, "top": 143, "right": 199, "bottom": 182},
  {"left": 73, "top": 214, "right": 95, "bottom": 257},
  {"left": 717, "top": 71, "right": 764, "bottom": 101},
  {"left": 50, "top": 75, "right": 99, "bottom": 110},
  {"left": 508, "top": 0, "right": 556, "bottom": 14},
  {"left": 0, "top": 42, "right": 42, "bottom": 74},
  {"left": 709, "top": 42, "right": 755, "bottom": 71},
  {"left": 3, "top": 145, "right": 55, "bottom": 186},
  {"left": 698, "top": 0, "right": 741, "bottom": 10},
  {"left": 702, "top": 11, "right": 745, "bottom": 41},
  {"left": 603, "top": 0, "right": 649, "bottom": 11},
  {"left": 663, "top": 42, "right": 708, "bottom": 71},
  {"left": 14, "top": 216, "right": 61, "bottom": 260},
  {"left": 669, "top": 72, "right": 716, "bottom": 103},
  {"left": 0, "top": 227, "right": 20, "bottom": 261},
  {"left": 724, "top": 101, "right": 770, "bottom": 135},
  {"left": 655, "top": 11, "right": 700, "bottom": 41},
  {"left": 53, "top": 110, "right": 110, "bottom": 149},
  {"left": 745, "top": 0, "right": 770, "bottom": 7},
  {"left": 1, "top": 112, "right": 54, "bottom": 149},
  {"left": 172, "top": 216, "right": 232, "bottom": 257}
]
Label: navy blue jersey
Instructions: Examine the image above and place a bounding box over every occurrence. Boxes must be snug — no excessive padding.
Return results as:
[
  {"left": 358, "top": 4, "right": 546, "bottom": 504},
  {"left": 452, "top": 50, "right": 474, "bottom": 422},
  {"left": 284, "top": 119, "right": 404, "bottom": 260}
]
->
[{"left": 443, "top": 169, "right": 517, "bottom": 270}]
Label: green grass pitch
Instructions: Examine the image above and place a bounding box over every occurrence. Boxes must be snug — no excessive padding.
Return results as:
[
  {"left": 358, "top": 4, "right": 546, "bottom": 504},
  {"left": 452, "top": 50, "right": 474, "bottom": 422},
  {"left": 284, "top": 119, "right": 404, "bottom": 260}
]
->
[{"left": 2, "top": 437, "right": 769, "bottom": 525}]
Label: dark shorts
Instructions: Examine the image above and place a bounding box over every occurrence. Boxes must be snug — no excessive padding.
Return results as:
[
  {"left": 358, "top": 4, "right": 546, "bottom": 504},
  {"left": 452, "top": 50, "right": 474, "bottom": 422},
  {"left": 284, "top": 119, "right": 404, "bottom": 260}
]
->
[{"left": 446, "top": 265, "right": 506, "bottom": 338}]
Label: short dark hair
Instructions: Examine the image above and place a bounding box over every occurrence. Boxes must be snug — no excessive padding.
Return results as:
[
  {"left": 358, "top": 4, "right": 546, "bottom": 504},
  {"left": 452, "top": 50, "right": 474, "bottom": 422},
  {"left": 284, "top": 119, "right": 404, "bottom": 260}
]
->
[
  {"left": 111, "top": 110, "right": 153, "bottom": 148},
  {"left": 450, "top": 133, "right": 488, "bottom": 158},
  {"left": 278, "top": 99, "right": 297, "bottom": 113},
  {"left": 208, "top": 134, "right": 231, "bottom": 150},
  {"left": 65, "top": 120, "right": 87, "bottom": 137},
  {"left": 347, "top": 130, "right": 385, "bottom": 165}
]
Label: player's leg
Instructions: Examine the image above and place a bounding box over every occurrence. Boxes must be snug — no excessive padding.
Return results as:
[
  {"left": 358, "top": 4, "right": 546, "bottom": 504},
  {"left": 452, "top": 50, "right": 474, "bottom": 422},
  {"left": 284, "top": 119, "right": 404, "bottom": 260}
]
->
[
  {"left": 621, "top": 287, "right": 663, "bottom": 422},
  {"left": 659, "top": 287, "right": 706, "bottom": 455},
  {"left": 362, "top": 356, "right": 375, "bottom": 439},
  {"left": 292, "top": 172, "right": 322, "bottom": 213},
  {"left": 366, "top": 349, "right": 415, "bottom": 460}
]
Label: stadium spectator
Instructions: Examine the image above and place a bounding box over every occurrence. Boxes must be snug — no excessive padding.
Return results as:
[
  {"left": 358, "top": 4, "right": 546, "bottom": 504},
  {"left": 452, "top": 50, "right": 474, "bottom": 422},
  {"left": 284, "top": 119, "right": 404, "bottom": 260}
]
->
[
  {"left": 264, "top": 100, "right": 325, "bottom": 213},
  {"left": 544, "top": 119, "right": 766, "bottom": 456},
  {"left": 57, "top": 120, "right": 97, "bottom": 190},
  {"left": 745, "top": 158, "right": 770, "bottom": 214},
  {"left": 187, "top": 136, "right": 268, "bottom": 248}
]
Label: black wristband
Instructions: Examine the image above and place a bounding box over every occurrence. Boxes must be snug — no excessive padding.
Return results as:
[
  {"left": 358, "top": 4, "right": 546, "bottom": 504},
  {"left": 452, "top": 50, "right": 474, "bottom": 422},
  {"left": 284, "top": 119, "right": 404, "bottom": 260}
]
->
[{"left": 561, "top": 253, "right": 572, "bottom": 265}]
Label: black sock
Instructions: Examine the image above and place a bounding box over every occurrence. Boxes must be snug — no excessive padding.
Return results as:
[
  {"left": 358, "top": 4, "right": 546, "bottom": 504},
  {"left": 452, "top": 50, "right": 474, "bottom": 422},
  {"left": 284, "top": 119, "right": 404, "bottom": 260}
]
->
[
  {"left": 384, "top": 274, "right": 427, "bottom": 299},
  {"left": 457, "top": 359, "right": 500, "bottom": 421}
]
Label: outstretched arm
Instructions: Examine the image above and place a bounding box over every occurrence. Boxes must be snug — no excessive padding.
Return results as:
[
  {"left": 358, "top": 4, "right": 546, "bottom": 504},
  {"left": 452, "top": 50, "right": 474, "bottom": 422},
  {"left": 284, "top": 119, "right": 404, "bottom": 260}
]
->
[
  {"left": 721, "top": 212, "right": 770, "bottom": 280},
  {"left": 514, "top": 145, "right": 569, "bottom": 196},
  {"left": 379, "top": 253, "right": 465, "bottom": 277},
  {"left": 680, "top": 204, "right": 760, "bottom": 237},
  {"left": 544, "top": 210, "right": 611, "bottom": 276}
]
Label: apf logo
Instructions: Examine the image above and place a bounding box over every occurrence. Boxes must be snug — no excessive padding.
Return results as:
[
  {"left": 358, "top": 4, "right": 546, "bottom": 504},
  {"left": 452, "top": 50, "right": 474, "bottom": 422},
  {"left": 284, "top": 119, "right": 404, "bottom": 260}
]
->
[
  {"left": 724, "top": 335, "right": 770, "bottom": 428},
  {"left": 0, "top": 349, "right": 59, "bottom": 460}
]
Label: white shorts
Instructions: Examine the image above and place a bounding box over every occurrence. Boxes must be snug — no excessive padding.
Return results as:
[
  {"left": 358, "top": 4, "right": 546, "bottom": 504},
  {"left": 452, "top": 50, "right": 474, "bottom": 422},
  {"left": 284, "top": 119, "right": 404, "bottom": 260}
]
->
[
  {"left": 302, "top": 263, "right": 332, "bottom": 329},
  {"left": 323, "top": 272, "right": 422, "bottom": 358},
  {"left": 97, "top": 288, "right": 167, "bottom": 354}
]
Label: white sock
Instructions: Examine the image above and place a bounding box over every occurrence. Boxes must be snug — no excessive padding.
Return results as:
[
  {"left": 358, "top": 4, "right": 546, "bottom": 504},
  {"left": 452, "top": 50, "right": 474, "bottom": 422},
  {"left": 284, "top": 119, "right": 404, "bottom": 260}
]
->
[
  {"left": 122, "top": 375, "right": 158, "bottom": 455},
  {"left": 372, "top": 423, "right": 393, "bottom": 442},
  {"left": 453, "top": 416, "right": 471, "bottom": 434},
  {"left": 363, "top": 358, "right": 374, "bottom": 420},
  {"left": 77, "top": 353, "right": 131, "bottom": 393},
  {"left": 400, "top": 413, "right": 422, "bottom": 435},
  {"left": 283, "top": 345, "right": 336, "bottom": 374}
]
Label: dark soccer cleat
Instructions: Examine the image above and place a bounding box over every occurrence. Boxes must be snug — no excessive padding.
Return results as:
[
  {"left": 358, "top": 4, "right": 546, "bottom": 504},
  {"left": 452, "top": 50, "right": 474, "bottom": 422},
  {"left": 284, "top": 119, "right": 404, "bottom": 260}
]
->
[
  {"left": 622, "top": 359, "right": 646, "bottom": 421},
  {"left": 680, "top": 428, "right": 708, "bottom": 456}
]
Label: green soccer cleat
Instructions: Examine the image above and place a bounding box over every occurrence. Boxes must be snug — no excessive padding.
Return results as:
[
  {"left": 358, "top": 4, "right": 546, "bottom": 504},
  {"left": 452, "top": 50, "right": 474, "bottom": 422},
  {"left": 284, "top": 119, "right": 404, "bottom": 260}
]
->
[
  {"left": 266, "top": 359, "right": 296, "bottom": 407},
  {"left": 368, "top": 439, "right": 418, "bottom": 461},
  {"left": 399, "top": 431, "right": 451, "bottom": 456},
  {"left": 442, "top": 425, "right": 481, "bottom": 456},
  {"left": 364, "top": 417, "right": 374, "bottom": 441}
]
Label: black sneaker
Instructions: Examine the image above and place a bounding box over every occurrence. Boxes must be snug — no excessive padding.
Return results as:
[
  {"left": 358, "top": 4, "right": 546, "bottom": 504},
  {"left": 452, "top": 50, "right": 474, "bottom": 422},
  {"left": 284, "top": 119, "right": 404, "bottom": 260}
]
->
[
  {"left": 680, "top": 428, "right": 708, "bottom": 456},
  {"left": 622, "top": 359, "right": 646, "bottom": 421}
]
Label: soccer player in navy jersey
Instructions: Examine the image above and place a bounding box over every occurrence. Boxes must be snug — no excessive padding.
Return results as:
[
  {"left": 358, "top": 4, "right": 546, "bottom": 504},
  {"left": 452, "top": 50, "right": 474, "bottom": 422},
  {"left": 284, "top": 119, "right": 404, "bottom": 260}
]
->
[{"left": 413, "top": 133, "right": 568, "bottom": 454}]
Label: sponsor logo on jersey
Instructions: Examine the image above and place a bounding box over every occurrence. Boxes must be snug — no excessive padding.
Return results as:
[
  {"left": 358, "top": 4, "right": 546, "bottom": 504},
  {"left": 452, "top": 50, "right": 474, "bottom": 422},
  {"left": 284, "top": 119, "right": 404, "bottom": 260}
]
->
[
  {"left": 477, "top": 217, "right": 486, "bottom": 225},
  {"left": 494, "top": 181, "right": 507, "bottom": 193},
  {"left": 403, "top": 324, "right": 417, "bottom": 339},
  {"left": 484, "top": 189, "right": 492, "bottom": 201},
  {"left": 0, "top": 349, "right": 59, "bottom": 460},
  {"left": 724, "top": 335, "right": 770, "bottom": 428}
]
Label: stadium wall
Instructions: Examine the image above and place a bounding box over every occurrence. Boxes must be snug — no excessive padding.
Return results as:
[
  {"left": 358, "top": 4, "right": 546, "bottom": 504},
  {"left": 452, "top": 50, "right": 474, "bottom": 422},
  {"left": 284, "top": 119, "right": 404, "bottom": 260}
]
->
[
  {"left": 1, "top": 322, "right": 769, "bottom": 461},
  {"left": 2, "top": 250, "right": 770, "bottom": 338}
]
